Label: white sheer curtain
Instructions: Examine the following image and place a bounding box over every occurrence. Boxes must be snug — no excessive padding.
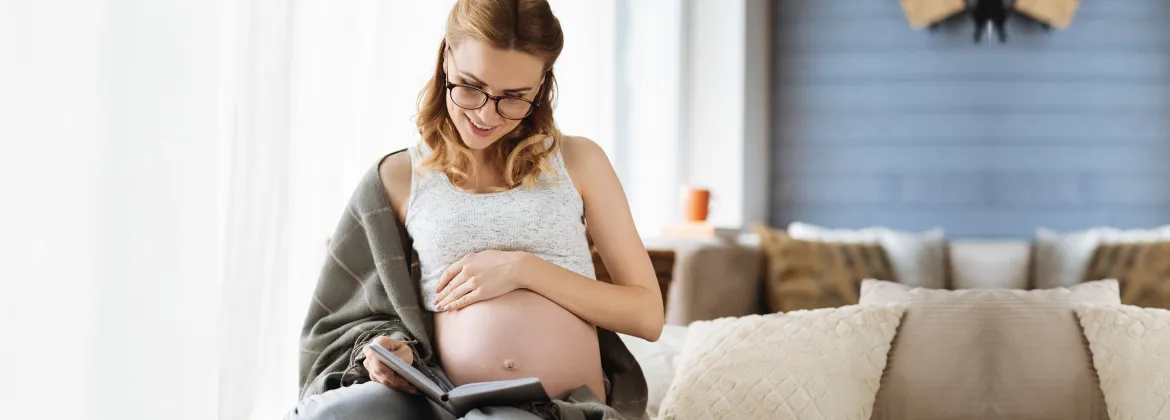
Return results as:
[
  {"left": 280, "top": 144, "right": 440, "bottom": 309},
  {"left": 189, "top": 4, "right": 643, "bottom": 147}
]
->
[{"left": 0, "top": 1, "right": 618, "bottom": 419}]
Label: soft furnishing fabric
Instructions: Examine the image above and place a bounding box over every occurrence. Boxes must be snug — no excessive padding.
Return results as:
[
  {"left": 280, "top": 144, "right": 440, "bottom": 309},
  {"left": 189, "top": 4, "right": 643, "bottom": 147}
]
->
[
  {"left": 861, "top": 279, "right": 1117, "bottom": 420},
  {"left": 1076, "top": 304, "right": 1170, "bottom": 420},
  {"left": 1083, "top": 241, "right": 1170, "bottom": 309},
  {"left": 657, "top": 305, "right": 904, "bottom": 420},
  {"left": 756, "top": 226, "right": 897, "bottom": 312}
]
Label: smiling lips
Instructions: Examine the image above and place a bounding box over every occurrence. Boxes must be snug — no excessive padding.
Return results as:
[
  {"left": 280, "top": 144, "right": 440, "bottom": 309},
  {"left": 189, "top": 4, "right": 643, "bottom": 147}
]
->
[{"left": 466, "top": 114, "right": 496, "bottom": 137}]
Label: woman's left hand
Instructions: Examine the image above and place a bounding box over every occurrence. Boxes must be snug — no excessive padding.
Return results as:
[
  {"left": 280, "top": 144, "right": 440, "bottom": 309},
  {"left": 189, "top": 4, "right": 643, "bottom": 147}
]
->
[{"left": 433, "top": 250, "right": 532, "bottom": 311}]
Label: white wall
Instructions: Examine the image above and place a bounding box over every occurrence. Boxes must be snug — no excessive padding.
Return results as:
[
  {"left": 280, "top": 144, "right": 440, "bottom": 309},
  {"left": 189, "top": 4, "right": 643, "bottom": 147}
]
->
[
  {"left": 682, "top": 0, "right": 770, "bottom": 229},
  {"left": 618, "top": 0, "right": 686, "bottom": 236}
]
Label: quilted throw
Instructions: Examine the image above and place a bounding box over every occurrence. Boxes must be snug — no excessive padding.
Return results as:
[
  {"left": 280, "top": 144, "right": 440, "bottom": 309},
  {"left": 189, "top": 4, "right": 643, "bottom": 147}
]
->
[
  {"left": 657, "top": 305, "right": 904, "bottom": 420},
  {"left": 1076, "top": 304, "right": 1170, "bottom": 420}
]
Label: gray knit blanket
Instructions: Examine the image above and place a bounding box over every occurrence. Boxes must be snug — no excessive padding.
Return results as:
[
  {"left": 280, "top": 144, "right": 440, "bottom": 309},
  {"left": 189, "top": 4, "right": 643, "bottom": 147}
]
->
[{"left": 296, "top": 150, "right": 649, "bottom": 419}]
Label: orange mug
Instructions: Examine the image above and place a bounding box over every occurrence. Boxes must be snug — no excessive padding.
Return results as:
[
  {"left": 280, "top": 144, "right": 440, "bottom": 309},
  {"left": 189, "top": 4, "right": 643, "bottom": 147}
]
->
[{"left": 683, "top": 188, "right": 711, "bottom": 222}]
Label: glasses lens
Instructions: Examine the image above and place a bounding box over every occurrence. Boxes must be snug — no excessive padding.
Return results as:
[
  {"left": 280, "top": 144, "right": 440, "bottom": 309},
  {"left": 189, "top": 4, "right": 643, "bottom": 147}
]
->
[
  {"left": 498, "top": 98, "right": 534, "bottom": 119},
  {"left": 450, "top": 86, "right": 487, "bottom": 109}
]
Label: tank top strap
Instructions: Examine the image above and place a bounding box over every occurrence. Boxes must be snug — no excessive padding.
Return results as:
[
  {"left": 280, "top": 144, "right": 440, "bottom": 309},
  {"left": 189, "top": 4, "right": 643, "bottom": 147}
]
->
[
  {"left": 406, "top": 143, "right": 445, "bottom": 194},
  {"left": 543, "top": 136, "right": 569, "bottom": 177}
]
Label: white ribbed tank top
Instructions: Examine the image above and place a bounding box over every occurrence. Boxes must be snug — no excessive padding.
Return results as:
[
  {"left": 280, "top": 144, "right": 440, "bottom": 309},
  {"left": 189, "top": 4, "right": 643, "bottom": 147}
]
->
[{"left": 405, "top": 140, "right": 597, "bottom": 312}]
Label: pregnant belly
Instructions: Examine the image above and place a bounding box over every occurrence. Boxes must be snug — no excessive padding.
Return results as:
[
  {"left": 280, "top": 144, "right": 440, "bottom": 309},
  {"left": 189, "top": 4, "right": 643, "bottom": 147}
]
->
[{"left": 434, "top": 289, "right": 605, "bottom": 402}]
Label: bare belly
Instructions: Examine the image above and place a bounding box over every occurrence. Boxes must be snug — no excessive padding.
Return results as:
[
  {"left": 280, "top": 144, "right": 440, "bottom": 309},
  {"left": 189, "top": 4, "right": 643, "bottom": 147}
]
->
[{"left": 434, "top": 289, "right": 605, "bottom": 402}]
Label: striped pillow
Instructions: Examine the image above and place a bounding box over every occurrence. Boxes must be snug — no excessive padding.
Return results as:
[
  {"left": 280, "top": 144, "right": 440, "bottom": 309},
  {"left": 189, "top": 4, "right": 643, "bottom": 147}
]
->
[
  {"left": 1083, "top": 241, "right": 1170, "bottom": 309},
  {"left": 756, "top": 226, "right": 897, "bottom": 313}
]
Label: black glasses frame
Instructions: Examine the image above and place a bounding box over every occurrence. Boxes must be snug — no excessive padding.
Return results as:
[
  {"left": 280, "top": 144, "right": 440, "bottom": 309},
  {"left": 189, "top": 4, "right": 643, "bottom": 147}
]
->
[{"left": 443, "top": 80, "right": 539, "bottom": 121}]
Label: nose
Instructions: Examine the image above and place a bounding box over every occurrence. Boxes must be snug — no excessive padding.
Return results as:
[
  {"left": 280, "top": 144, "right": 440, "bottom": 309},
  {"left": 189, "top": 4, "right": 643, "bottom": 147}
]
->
[{"left": 472, "top": 101, "right": 504, "bottom": 126}]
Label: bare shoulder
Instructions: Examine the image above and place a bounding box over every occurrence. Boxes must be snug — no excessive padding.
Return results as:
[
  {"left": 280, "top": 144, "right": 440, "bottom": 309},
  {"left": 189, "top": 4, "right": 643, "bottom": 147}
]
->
[
  {"left": 559, "top": 135, "right": 608, "bottom": 166},
  {"left": 378, "top": 149, "right": 413, "bottom": 219},
  {"left": 558, "top": 135, "right": 617, "bottom": 198}
]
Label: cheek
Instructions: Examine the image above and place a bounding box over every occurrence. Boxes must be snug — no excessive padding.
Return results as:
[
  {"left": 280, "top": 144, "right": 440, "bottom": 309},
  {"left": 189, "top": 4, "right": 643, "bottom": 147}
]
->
[
  {"left": 446, "top": 101, "right": 460, "bottom": 122},
  {"left": 501, "top": 120, "right": 523, "bottom": 136}
]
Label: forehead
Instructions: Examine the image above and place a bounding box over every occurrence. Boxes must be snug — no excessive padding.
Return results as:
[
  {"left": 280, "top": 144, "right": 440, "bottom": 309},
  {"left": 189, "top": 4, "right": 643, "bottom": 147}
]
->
[{"left": 448, "top": 39, "right": 545, "bottom": 89}]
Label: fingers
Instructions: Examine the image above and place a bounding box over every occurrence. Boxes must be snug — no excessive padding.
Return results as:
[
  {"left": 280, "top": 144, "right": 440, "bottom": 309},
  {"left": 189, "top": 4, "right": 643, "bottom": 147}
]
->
[
  {"left": 362, "top": 346, "right": 418, "bottom": 394},
  {"left": 435, "top": 271, "right": 470, "bottom": 307},
  {"left": 441, "top": 288, "right": 480, "bottom": 312},
  {"left": 436, "top": 255, "right": 470, "bottom": 294},
  {"left": 436, "top": 276, "right": 475, "bottom": 311},
  {"left": 368, "top": 336, "right": 414, "bottom": 365}
]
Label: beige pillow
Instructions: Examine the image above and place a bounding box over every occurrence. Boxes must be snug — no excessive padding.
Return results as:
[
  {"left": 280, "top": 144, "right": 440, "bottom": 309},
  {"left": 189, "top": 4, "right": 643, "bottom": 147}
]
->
[
  {"left": 861, "top": 279, "right": 1119, "bottom": 420},
  {"left": 788, "top": 222, "right": 947, "bottom": 289},
  {"left": 657, "top": 305, "right": 904, "bottom": 420},
  {"left": 1076, "top": 304, "right": 1170, "bottom": 420}
]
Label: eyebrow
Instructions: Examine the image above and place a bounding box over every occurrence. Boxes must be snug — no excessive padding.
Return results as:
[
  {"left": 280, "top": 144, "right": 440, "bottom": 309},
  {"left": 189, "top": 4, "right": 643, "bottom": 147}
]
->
[{"left": 458, "top": 71, "right": 533, "bottom": 94}]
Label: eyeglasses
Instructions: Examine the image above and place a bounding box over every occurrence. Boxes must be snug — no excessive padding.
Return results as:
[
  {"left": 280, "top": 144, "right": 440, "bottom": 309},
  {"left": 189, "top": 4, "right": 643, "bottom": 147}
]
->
[{"left": 444, "top": 81, "right": 538, "bottom": 120}]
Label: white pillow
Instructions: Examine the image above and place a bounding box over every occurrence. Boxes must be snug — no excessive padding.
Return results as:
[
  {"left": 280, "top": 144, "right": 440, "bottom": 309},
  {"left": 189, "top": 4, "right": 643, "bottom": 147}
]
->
[
  {"left": 1076, "top": 304, "right": 1170, "bottom": 420},
  {"left": 618, "top": 325, "right": 688, "bottom": 418},
  {"left": 787, "top": 222, "right": 947, "bottom": 289},
  {"left": 1033, "top": 225, "right": 1170, "bottom": 289},
  {"left": 656, "top": 305, "right": 905, "bottom": 420}
]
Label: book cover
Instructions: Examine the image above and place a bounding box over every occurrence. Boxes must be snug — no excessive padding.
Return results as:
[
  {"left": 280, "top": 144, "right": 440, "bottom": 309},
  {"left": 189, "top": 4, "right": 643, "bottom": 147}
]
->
[{"left": 368, "top": 343, "right": 551, "bottom": 417}]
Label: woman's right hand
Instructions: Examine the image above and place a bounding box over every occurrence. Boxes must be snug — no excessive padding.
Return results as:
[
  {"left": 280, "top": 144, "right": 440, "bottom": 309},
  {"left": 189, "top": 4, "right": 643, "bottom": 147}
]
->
[{"left": 362, "top": 336, "right": 419, "bottom": 394}]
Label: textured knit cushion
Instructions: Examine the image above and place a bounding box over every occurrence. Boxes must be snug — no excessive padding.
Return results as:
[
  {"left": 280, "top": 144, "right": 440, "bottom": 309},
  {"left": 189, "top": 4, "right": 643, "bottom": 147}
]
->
[
  {"left": 656, "top": 305, "right": 904, "bottom": 420},
  {"left": 1033, "top": 225, "right": 1170, "bottom": 289},
  {"left": 1076, "top": 304, "right": 1170, "bottom": 420},
  {"left": 861, "top": 279, "right": 1118, "bottom": 420},
  {"left": 1083, "top": 241, "right": 1170, "bottom": 309},
  {"left": 756, "top": 226, "right": 897, "bottom": 312},
  {"left": 787, "top": 222, "right": 947, "bottom": 289}
]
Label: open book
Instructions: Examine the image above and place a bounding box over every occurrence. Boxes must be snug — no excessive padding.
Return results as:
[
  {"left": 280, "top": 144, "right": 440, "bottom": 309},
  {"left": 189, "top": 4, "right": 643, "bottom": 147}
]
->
[{"left": 368, "top": 343, "right": 551, "bottom": 417}]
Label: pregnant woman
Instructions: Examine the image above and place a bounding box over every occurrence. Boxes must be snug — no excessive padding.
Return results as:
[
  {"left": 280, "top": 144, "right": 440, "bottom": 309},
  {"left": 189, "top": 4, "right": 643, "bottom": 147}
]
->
[{"left": 289, "top": 1, "right": 663, "bottom": 419}]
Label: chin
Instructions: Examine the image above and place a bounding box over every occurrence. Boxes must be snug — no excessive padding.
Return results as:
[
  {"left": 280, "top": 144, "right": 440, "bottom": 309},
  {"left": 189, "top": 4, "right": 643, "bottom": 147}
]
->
[{"left": 459, "top": 133, "right": 500, "bottom": 150}]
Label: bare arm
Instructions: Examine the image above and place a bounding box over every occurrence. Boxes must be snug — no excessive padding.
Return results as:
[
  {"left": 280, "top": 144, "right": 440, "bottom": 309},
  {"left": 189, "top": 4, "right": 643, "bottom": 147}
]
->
[{"left": 519, "top": 136, "right": 664, "bottom": 341}]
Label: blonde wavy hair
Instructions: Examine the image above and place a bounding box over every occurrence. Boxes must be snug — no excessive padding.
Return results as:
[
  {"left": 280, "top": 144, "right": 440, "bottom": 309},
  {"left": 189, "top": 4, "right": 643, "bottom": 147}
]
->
[{"left": 415, "top": 0, "right": 564, "bottom": 191}]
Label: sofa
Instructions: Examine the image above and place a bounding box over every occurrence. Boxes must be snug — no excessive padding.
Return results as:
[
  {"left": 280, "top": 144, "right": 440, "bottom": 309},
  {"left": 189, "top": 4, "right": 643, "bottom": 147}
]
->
[{"left": 619, "top": 224, "right": 1170, "bottom": 419}]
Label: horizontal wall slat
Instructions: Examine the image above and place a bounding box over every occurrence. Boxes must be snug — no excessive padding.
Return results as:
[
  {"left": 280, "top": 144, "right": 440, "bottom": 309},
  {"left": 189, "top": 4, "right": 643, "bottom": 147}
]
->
[
  {"left": 774, "top": 145, "right": 1170, "bottom": 174},
  {"left": 777, "top": 19, "right": 1170, "bottom": 50},
  {"left": 777, "top": 0, "right": 1168, "bottom": 20},
  {"left": 783, "top": 82, "right": 1170, "bottom": 109},
  {"left": 777, "top": 113, "right": 1169, "bottom": 143},
  {"left": 771, "top": 174, "right": 1170, "bottom": 206},
  {"left": 1082, "top": 176, "right": 1170, "bottom": 204},
  {"left": 779, "top": 50, "right": 1170, "bottom": 80}
]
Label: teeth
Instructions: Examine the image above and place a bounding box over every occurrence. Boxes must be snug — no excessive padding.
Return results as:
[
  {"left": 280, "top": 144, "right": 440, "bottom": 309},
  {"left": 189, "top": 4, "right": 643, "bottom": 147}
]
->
[{"left": 470, "top": 119, "right": 492, "bottom": 130}]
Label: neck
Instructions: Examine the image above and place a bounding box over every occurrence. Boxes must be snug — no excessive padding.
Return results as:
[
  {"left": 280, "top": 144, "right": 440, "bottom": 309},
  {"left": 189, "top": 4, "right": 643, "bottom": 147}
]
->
[{"left": 466, "top": 146, "right": 501, "bottom": 181}]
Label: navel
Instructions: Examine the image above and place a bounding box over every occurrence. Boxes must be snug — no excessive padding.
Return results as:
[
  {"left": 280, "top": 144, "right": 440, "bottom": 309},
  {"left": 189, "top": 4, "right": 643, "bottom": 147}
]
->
[{"left": 503, "top": 359, "right": 517, "bottom": 371}]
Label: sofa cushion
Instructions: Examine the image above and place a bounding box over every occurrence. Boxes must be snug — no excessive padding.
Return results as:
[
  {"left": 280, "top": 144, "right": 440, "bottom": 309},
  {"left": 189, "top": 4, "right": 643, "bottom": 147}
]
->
[
  {"left": 1033, "top": 225, "right": 1170, "bottom": 289},
  {"left": 756, "top": 227, "right": 896, "bottom": 312},
  {"left": 618, "top": 325, "right": 688, "bottom": 418},
  {"left": 861, "top": 279, "right": 1118, "bottom": 420},
  {"left": 657, "top": 305, "right": 904, "bottom": 420},
  {"left": 948, "top": 240, "right": 1031, "bottom": 289},
  {"left": 787, "top": 222, "right": 947, "bottom": 289},
  {"left": 1076, "top": 304, "right": 1170, "bottom": 420},
  {"left": 1084, "top": 241, "right": 1170, "bottom": 309}
]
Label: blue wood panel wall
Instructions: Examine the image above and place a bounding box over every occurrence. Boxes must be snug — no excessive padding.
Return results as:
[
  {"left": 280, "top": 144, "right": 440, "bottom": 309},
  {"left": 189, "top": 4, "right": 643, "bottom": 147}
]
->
[{"left": 770, "top": 0, "right": 1170, "bottom": 238}]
